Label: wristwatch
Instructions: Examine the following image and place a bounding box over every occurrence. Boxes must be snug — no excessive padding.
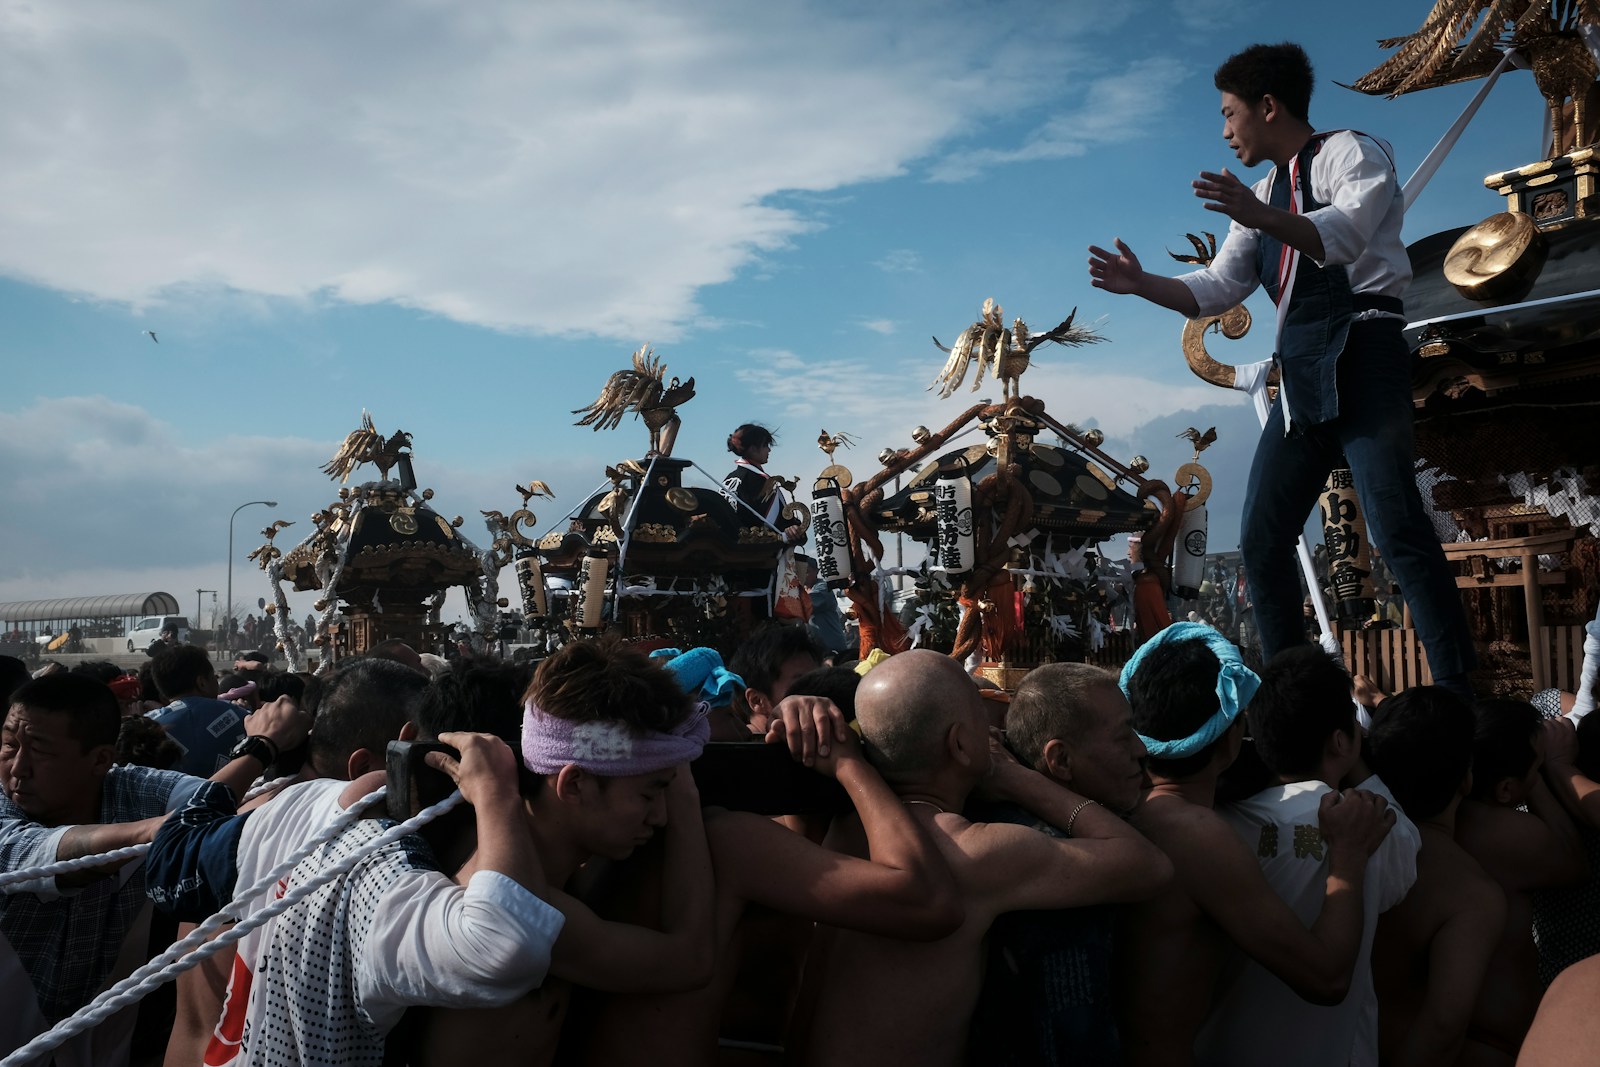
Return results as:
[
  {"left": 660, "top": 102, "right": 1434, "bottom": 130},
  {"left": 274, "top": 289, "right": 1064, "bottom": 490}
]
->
[{"left": 227, "top": 734, "right": 280, "bottom": 766}]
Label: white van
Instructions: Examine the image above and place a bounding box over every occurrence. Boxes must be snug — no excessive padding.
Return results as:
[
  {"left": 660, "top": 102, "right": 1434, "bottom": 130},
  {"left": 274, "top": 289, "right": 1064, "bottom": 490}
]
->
[{"left": 127, "top": 615, "right": 191, "bottom": 652}]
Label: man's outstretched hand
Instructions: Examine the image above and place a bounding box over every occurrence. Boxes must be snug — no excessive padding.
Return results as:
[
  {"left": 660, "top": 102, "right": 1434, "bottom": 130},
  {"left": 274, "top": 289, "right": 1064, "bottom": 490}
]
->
[
  {"left": 1193, "top": 168, "right": 1270, "bottom": 227},
  {"left": 1087, "top": 238, "right": 1145, "bottom": 295}
]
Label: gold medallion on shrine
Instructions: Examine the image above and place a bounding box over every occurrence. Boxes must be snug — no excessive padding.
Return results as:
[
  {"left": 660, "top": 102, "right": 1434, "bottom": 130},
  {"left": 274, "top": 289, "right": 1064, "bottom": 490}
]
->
[{"left": 665, "top": 487, "right": 699, "bottom": 512}]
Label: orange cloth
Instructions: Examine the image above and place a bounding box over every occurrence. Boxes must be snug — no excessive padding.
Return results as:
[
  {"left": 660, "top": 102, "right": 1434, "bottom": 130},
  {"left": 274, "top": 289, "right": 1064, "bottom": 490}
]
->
[{"left": 1133, "top": 571, "right": 1172, "bottom": 642}]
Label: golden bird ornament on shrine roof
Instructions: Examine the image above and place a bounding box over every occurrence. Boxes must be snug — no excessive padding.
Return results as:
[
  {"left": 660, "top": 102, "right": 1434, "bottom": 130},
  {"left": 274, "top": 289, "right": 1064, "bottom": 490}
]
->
[
  {"left": 931, "top": 298, "right": 1105, "bottom": 403},
  {"left": 817, "top": 429, "right": 857, "bottom": 456},
  {"left": 321, "top": 411, "right": 414, "bottom": 483},
  {"left": 573, "top": 344, "right": 696, "bottom": 457},
  {"left": 1347, "top": 0, "right": 1600, "bottom": 154}
]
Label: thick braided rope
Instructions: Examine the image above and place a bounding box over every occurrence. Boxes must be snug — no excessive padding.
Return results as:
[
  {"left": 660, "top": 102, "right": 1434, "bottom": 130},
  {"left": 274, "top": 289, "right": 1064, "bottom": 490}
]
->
[
  {"left": 242, "top": 775, "right": 300, "bottom": 804},
  {"left": 2, "top": 786, "right": 465, "bottom": 1067},
  {"left": 0, "top": 844, "right": 151, "bottom": 894}
]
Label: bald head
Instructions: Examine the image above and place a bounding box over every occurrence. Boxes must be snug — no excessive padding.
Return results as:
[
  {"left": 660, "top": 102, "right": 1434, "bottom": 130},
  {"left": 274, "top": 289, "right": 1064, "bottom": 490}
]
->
[{"left": 856, "top": 649, "right": 979, "bottom": 781}]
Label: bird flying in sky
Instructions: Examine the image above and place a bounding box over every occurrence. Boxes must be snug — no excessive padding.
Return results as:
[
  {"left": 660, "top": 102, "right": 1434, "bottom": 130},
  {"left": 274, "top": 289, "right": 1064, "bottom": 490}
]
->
[{"left": 143, "top": 330, "right": 159, "bottom": 343}]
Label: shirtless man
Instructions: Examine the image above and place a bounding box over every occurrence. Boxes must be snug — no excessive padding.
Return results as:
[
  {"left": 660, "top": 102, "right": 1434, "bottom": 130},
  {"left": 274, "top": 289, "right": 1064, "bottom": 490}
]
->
[
  {"left": 402, "top": 640, "right": 716, "bottom": 1067},
  {"left": 967, "top": 663, "right": 1151, "bottom": 1066},
  {"left": 1366, "top": 686, "right": 1508, "bottom": 1067},
  {"left": 801, "top": 648, "right": 1173, "bottom": 1067},
  {"left": 1114, "top": 626, "right": 1398, "bottom": 1067},
  {"left": 566, "top": 682, "right": 961, "bottom": 1066},
  {"left": 1453, "top": 699, "right": 1585, "bottom": 1062}
]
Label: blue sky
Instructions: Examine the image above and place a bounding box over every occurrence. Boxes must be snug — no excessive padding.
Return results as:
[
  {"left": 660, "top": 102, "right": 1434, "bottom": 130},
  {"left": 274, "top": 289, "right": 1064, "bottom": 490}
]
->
[{"left": 0, "top": 0, "right": 1554, "bottom": 625}]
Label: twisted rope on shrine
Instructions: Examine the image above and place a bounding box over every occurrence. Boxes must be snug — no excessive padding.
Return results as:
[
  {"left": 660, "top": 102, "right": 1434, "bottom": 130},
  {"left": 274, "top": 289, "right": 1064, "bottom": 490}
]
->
[
  {"left": 0, "top": 844, "right": 150, "bottom": 894},
  {"left": 1, "top": 785, "right": 464, "bottom": 1067}
]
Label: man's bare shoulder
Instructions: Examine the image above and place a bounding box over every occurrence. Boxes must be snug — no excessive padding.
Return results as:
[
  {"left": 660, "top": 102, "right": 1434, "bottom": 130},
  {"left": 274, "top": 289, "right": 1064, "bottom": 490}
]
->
[
  {"left": 1132, "top": 793, "right": 1244, "bottom": 856},
  {"left": 1405, "top": 827, "right": 1504, "bottom": 932}
]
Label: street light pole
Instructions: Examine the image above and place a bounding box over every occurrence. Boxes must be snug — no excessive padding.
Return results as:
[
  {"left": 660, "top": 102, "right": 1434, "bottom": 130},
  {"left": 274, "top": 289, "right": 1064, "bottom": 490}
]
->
[
  {"left": 228, "top": 500, "right": 278, "bottom": 653},
  {"left": 196, "top": 589, "right": 216, "bottom": 642}
]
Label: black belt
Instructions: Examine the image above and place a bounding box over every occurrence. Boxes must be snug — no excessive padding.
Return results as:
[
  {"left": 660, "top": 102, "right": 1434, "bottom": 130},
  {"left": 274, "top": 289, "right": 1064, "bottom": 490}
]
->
[{"left": 1352, "top": 293, "right": 1404, "bottom": 315}]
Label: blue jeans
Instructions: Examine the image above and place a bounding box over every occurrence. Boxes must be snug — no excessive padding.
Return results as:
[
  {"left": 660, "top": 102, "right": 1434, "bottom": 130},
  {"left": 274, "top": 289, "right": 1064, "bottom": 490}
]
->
[{"left": 1240, "top": 318, "right": 1475, "bottom": 682}]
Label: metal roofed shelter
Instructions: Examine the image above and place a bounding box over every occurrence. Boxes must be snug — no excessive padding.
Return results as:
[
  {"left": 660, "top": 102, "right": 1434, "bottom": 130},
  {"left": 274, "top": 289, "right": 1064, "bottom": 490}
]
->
[{"left": 0, "top": 593, "right": 181, "bottom": 624}]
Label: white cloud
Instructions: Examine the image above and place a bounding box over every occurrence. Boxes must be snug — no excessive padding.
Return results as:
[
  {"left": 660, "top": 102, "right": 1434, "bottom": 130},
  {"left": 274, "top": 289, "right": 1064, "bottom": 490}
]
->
[
  {"left": 873, "top": 249, "right": 923, "bottom": 274},
  {"left": 927, "top": 57, "right": 1198, "bottom": 182},
  {"left": 0, "top": 0, "right": 1116, "bottom": 340},
  {"left": 859, "top": 318, "right": 897, "bottom": 335}
]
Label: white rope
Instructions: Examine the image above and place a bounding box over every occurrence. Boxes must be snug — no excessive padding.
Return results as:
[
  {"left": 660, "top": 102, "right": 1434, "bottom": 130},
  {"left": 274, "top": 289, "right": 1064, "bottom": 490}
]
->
[
  {"left": 1402, "top": 48, "right": 1519, "bottom": 212},
  {"left": 241, "top": 775, "right": 299, "bottom": 804},
  {"left": 534, "top": 476, "right": 617, "bottom": 543},
  {"left": 3, "top": 785, "right": 466, "bottom": 1067},
  {"left": 0, "top": 844, "right": 150, "bottom": 894},
  {"left": 682, "top": 459, "right": 786, "bottom": 534},
  {"left": 612, "top": 454, "right": 661, "bottom": 615},
  {"left": 616, "top": 585, "right": 767, "bottom": 598}
]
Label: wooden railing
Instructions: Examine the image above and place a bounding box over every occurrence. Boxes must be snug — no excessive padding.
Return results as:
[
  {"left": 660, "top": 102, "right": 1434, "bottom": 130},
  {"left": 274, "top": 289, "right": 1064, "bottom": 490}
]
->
[
  {"left": 1074, "top": 623, "right": 1587, "bottom": 697},
  {"left": 1340, "top": 623, "right": 1590, "bottom": 696}
]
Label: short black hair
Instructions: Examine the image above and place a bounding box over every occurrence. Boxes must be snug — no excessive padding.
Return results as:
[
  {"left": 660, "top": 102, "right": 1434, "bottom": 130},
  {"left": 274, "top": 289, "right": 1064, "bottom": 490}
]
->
[
  {"left": 1576, "top": 712, "right": 1600, "bottom": 782},
  {"left": 309, "top": 658, "right": 430, "bottom": 778},
  {"left": 9, "top": 673, "right": 120, "bottom": 750},
  {"left": 1125, "top": 637, "right": 1227, "bottom": 779},
  {"left": 150, "top": 645, "right": 216, "bottom": 701},
  {"left": 727, "top": 422, "right": 776, "bottom": 457},
  {"left": 256, "top": 670, "right": 308, "bottom": 705},
  {"left": 116, "top": 715, "right": 183, "bottom": 769},
  {"left": 414, "top": 660, "right": 530, "bottom": 746},
  {"left": 1468, "top": 698, "right": 1541, "bottom": 801},
  {"left": 1367, "top": 686, "right": 1475, "bottom": 819},
  {"left": 1214, "top": 42, "right": 1314, "bottom": 122},
  {"left": 1248, "top": 644, "right": 1354, "bottom": 781},
  {"left": 414, "top": 659, "right": 537, "bottom": 794},
  {"left": 0, "top": 656, "right": 29, "bottom": 707},
  {"left": 70, "top": 660, "right": 125, "bottom": 685},
  {"left": 784, "top": 665, "right": 863, "bottom": 721},
  {"left": 729, "top": 623, "right": 825, "bottom": 702}
]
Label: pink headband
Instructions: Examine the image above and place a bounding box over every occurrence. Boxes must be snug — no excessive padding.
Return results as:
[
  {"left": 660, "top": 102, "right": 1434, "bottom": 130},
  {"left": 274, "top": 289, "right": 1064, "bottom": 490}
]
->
[{"left": 520, "top": 699, "right": 709, "bottom": 777}]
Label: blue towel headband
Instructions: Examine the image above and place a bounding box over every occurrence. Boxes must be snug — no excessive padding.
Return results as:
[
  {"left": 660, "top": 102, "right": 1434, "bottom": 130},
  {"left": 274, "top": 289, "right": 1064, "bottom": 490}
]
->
[
  {"left": 1118, "top": 622, "right": 1260, "bottom": 759},
  {"left": 651, "top": 646, "right": 745, "bottom": 708}
]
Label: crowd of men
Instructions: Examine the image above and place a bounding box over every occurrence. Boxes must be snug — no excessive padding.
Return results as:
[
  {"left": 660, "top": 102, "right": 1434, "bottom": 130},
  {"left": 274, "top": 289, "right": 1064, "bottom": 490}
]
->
[{"left": 2, "top": 613, "right": 1599, "bottom": 1067}]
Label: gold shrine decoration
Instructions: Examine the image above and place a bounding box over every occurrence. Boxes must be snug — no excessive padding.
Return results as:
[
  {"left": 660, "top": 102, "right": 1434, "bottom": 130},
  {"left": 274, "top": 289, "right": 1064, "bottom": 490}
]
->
[
  {"left": 322, "top": 411, "right": 413, "bottom": 483},
  {"left": 931, "top": 299, "right": 1104, "bottom": 403},
  {"left": 572, "top": 344, "right": 696, "bottom": 457},
  {"left": 1443, "top": 211, "right": 1547, "bottom": 299},
  {"left": 1348, "top": 0, "right": 1600, "bottom": 156}
]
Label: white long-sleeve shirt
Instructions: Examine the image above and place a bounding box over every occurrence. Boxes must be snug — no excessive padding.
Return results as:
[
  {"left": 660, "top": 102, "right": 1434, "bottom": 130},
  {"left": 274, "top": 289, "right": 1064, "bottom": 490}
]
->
[
  {"left": 1178, "top": 130, "right": 1411, "bottom": 320},
  {"left": 206, "top": 779, "right": 564, "bottom": 1067}
]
